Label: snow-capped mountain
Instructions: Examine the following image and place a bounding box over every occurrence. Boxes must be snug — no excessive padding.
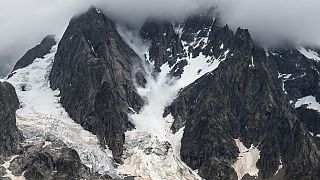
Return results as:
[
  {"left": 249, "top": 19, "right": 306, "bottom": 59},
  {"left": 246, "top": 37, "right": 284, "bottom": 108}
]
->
[{"left": 1, "top": 6, "right": 320, "bottom": 180}]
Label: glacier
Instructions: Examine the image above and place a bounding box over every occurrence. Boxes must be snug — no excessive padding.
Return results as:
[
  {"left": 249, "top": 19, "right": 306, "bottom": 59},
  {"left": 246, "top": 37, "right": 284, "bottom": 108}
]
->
[{"left": 6, "top": 44, "right": 117, "bottom": 178}]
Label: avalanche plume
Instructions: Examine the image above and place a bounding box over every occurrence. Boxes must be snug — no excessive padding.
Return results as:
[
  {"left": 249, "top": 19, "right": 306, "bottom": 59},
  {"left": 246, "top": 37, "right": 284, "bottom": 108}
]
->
[{"left": 116, "top": 24, "right": 230, "bottom": 179}]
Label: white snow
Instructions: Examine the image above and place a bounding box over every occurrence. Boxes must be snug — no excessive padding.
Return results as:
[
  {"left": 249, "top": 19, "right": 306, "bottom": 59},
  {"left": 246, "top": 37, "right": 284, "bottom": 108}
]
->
[
  {"left": 298, "top": 47, "right": 320, "bottom": 62},
  {"left": 129, "top": 63, "right": 178, "bottom": 138},
  {"left": 278, "top": 73, "right": 292, "bottom": 94},
  {"left": 249, "top": 56, "right": 255, "bottom": 67},
  {"left": 309, "top": 131, "right": 320, "bottom": 137},
  {"left": 220, "top": 43, "right": 224, "bottom": 49},
  {"left": 274, "top": 158, "right": 283, "bottom": 175},
  {"left": 232, "top": 138, "right": 260, "bottom": 180},
  {"left": 6, "top": 45, "right": 117, "bottom": 177},
  {"left": 95, "top": 8, "right": 101, "bottom": 14},
  {"left": 177, "top": 50, "right": 229, "bottom": 88},
  {"left": 295, "top": 95, "right": 320, "bottom": 111}
]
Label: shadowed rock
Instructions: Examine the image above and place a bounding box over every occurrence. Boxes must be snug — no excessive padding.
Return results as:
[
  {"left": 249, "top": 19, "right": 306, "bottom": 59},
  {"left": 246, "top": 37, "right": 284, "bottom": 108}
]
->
[
  {"left": 8, "top": 141, "right": 101, "bottom": 180},
  {"left": 49, "top": 7, "right": 145, "bottom": 160},
  {"left": 0, "top": 81, "right": 22, "bottom": 157}
]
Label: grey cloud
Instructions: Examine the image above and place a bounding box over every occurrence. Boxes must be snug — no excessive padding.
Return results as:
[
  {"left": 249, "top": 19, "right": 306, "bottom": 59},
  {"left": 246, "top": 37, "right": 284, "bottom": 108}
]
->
[{"left": 0, "top": 0, "right": 320, "bottom": 75}]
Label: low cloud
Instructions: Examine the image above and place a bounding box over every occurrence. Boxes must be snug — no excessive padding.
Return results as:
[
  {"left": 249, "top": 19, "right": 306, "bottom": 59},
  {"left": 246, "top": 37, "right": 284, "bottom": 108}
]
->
[
  {"left": 0, "top": 0, "right": 320, "bottom": 75},
  {"left": 214, "top": 0, "right": 320, "bottom": 46}
]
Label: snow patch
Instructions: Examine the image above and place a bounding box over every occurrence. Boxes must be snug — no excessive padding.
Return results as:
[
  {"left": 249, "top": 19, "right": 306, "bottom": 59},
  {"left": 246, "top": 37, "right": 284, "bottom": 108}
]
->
[
  {"left": 295, "top": 95, "right": 320, "bottom": 111},
  {"left": 249, "top": 56, "right": 255, "bottom": 67},
  {"left": 220, "top": 43, "right": 224, "bottom": 49},
  {"left": 178, "top": 50, "right": 228, "bottom": 88},
  {"left": 232, "top": 138, "right": 260, "bottom": 180},
  {"left": 278, "top": 73, "right": 292, "bottom": 94},
  {"left": 299, "top": 48, "right": 320, "bottom": 62},
  {"left": 309, "top": 131, "right": 320, "bottom": 137},
  {"left": 274, "top": 158, "right": 283, "bottom": 175}
]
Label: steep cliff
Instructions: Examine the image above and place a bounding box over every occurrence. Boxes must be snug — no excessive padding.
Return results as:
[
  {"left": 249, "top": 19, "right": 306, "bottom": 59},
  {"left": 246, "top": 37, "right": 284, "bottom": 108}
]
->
[
  {"left": 0, "top": 81, "right": 22, "bottom": 157},
  {"left": 49, "top": 7, "right": 145, "bottom": 160}
]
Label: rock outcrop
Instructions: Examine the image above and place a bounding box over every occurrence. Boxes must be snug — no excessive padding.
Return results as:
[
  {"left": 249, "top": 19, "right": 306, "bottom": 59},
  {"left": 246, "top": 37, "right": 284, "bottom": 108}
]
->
[
  {"left": 11, "top": 35, "right": 56, "bottom": 72},
  {"left": 0, "top": 81, "right": 22, "bottom": 157},
  {"left": 49, "top": 7, "right": 144, "bottom": 160},
  {"left": 8, "top": 141, "right": 101, "bottom": 180}
]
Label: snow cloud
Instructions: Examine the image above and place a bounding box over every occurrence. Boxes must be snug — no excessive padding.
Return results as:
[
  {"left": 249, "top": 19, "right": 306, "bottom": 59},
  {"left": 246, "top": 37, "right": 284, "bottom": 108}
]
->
[{"left": 0, "top": 0, "right": 320, "bottom": 75}]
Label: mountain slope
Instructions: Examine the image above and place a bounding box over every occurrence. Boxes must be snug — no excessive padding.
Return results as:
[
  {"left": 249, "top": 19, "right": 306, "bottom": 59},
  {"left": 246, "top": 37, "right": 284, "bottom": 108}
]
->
[
  {"left": 3, "top": 6, "right": 320, "bottom": 180},
  {"left": 49, "top": 7, "right": 145, "bottom": 160},
  {"left": 140, "top": 15, "right": 320, "bottom": 179},
  {"left": 6, "top": 44, "right": 117, "bottom": 178}
]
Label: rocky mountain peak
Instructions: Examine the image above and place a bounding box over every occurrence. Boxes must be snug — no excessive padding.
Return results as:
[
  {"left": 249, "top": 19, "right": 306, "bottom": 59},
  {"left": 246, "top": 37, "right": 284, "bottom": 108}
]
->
[
  {"left": 49, "top": 6, "right": 145, "bottom": 161},
  {"left": 10, "top": 35, "right": 56, "bottom": 73},
  {"left": 3, "top": 5, "right": 320, "bottom": 180}
]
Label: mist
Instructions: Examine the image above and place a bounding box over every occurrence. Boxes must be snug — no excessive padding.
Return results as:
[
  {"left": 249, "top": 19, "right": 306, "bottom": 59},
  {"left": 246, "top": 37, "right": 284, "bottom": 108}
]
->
[{"left": 1, "top": 0, "right": 320, "bottom": 75}]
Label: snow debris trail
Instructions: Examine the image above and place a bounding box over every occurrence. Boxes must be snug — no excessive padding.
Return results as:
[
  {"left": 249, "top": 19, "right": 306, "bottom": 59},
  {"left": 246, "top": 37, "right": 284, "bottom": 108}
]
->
[
  {"left": 117, "top": 26, "right": 230, "bottom": 179},
  {"left": 6, "top": 45, "right": 117, "bottom": 177}
]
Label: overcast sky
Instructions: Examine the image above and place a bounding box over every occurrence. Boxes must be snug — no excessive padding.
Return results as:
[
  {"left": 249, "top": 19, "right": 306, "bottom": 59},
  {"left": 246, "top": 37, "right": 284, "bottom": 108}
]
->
[{"left": 1, "top": 0, "right": 320, "bottom": 76}]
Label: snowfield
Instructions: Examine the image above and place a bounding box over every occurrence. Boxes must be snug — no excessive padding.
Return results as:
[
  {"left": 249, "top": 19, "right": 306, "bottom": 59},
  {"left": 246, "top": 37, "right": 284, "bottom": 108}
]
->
[{"left": 6, "top": 45, "right": 117, "bottom": 178}]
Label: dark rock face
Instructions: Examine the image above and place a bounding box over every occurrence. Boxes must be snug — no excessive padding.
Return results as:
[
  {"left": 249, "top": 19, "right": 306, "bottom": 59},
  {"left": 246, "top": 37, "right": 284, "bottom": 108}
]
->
[
  {"left": 49, "top": 7, "right": 144, "bottom": 160},
  {"left": 163, "top": 23, "right": 320, "bottom": 179},
  {"left": 140, "top": 19, "right": 184, "bottom": 71},
  {"left": 11, "top": 35, "right": 56, "bottom": 72},
  {"left": 268, "top": 47, "right": 320, "bottom": 136},
  {"left": 269, "top": 47, "right": 320, "bottom": 101},
  {"left": 140, "top": 15, "right": 241, "bottom": 78},
  {"left": 8, "top": 141, "right": 94, "bottom": 180},
  {"left": 0, "top": 81, "right": 22, "bottom": 157}
]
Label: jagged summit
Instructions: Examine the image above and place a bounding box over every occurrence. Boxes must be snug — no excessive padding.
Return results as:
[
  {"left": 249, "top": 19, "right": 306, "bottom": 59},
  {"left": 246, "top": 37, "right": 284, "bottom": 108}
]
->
[
  {"left": 49, "top": 6, "right": 145, "bottom": 161},
  {"left": 2, "top": 5, "right": 320, "bottom": 180}
]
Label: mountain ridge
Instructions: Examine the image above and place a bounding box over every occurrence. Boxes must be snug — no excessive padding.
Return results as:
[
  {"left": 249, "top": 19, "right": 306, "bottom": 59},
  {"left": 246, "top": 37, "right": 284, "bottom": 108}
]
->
[{"left": 1, "top": 6, "right": 320, "bottom": 180}]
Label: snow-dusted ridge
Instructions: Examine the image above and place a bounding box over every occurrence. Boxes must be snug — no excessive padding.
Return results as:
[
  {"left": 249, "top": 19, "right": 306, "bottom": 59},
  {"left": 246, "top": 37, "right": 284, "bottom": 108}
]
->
[
  {"left": 5, "top": 44, "right": 117, "bottom": 178},
  {"left": 298, "top": 47, "right": 320, "bottom": 62}
]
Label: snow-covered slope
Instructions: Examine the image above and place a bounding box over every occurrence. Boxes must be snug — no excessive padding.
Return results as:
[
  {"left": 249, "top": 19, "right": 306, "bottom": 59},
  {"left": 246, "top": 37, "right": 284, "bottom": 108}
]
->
[{"left": 6, "top": 44, "right": 117, "bottom": 178}]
